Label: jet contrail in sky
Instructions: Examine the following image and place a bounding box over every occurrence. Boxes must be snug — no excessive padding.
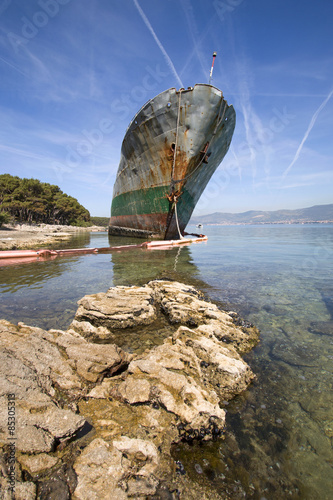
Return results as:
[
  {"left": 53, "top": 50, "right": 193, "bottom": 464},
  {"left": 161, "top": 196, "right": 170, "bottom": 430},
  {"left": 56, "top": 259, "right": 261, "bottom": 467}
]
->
[
  {"left": 283, "top": 87, "right": 333, "bottom": 179},
  {"left": 133, "top": 0, "right": 184, "bottom": 88}
]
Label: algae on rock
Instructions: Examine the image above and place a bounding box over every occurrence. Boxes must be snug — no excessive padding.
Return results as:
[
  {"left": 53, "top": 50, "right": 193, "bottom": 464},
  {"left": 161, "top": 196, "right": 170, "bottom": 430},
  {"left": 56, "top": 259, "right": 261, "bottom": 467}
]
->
[{"left": 0, "top": 280, "right": 259, "bottom": 499}]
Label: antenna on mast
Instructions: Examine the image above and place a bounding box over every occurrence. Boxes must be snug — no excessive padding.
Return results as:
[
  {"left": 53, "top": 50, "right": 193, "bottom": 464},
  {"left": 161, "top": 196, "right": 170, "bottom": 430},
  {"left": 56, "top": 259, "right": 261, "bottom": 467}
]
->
[{"left": 209, "top": 51, "right": 217, "bottom": 85}]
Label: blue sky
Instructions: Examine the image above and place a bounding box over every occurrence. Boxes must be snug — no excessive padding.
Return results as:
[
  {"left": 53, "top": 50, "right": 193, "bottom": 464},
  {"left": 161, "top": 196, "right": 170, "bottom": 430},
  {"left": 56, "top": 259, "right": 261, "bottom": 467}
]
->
[{"left": 0, "top": 0, "right": 332, "bottom": 217}]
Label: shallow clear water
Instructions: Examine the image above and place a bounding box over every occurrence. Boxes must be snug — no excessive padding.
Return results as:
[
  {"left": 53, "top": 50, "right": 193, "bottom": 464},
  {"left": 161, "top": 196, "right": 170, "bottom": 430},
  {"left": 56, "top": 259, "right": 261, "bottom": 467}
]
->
[{"left": 0, "top": 225, "right": 332, "bottom": 498}]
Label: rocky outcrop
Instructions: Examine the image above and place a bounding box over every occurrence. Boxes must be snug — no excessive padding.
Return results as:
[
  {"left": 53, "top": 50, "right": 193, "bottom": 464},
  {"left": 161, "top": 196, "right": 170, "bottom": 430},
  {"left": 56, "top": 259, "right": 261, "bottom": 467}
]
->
[
  {"left": 0, "top": 280, "right": 259, "bottom": 499},
  {"left": 70, "top": 285, "right": 157, "bottom": 341}
]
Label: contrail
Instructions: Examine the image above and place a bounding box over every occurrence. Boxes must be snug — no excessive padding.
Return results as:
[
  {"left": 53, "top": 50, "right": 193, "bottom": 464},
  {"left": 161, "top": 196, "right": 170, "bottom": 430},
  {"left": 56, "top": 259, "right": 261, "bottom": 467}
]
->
[
  {"left": 283, "top": 87, "right": 333, "bottom": 179},
  {"left": 133, "top": 0, "right": 183, "bottom": 88},
  {"left": 0, "top": 55, "right": 28, "bottom": 77},
  {"left": 180, "top": 0, "right": 207, "bottom": 80}
]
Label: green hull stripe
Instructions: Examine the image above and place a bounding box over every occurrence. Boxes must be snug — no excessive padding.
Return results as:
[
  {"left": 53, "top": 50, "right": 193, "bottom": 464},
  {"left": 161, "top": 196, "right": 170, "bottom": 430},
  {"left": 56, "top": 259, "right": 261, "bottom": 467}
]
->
[{"left": 111, "top": 185, "right": 170, "bottom": 217}]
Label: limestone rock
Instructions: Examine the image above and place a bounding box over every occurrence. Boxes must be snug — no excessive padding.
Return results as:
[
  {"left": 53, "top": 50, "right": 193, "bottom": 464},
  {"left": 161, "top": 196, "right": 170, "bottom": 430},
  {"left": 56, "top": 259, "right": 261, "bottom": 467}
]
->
[
  {"left": 68, "top": 319, "right": 113, "bottom": 342},
  {"left": 70, "top": 285, "right": 156, "bottom": 338},
  {"left": 116, "top": 378, "right": 151, "bottom": 404},
  {"left": 150, "top": 280, "right": 258, "bottom": 353},
  {"left": 110, "top": 335, "right": 227, "bottom": 442},
  {"left": 65, "top": 342, "right": 131, "bottom": 383},
  {"left": 0, "top": 320, "right": 81, "bottom": 394},
  {"left": 11, "top": 482, "right": 36, "bottom": 500},
  {"left": 18, "top": 453, "right": 59, "bottom": 474},
  {"left": 0, "top": 358, "right": 85, "bottom": 453},
  {"left": 69, "top": 280, "right": 259, "bottom": 356},
  {"left": 174, "top": 325, "right": 255, "bottom": 399},
  {"left": 0, "top": 280, "right": 260, "bottom": 499},
  {"left": 74, "top": 437, "right": 159, "bottom": 499},
  {"left": 0, "top": 322, "right": 86, "bottom": 454},
  {"left": 53, "top": 329, "right": 131, "bottom": 382}
]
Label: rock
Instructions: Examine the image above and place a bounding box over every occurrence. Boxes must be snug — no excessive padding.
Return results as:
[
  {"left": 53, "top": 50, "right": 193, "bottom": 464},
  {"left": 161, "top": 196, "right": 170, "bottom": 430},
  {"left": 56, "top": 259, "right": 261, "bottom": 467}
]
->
[
  {"left": 111, "top": 330, "right": 227, "bottom": 441},
  {"left": 18, "top": 453, "right": 59, "bottom": 474},
  {"left": 64, "top": 342, "right": 131, "bottom": 383},
  {"left": 0, "top": 320, "right": 82, "bottom": 394},
  {"left": 70, "top": 286, "right": 156, "bottom": 338},
  {"left": 67, "top": 320, "right": 113, "bottom": 342},
  {"left": 73, "top": 437, "right": 159, "bottom": 499},
  {"left": 86, "top": 379, "right": 114, "bottom": 399},
  {"left": 0, "top": 280, "right": 260, "bottom": 499},
  {"left": 12, "top": 481, "right": 36, "bottom": 500},
  {"left": 52, "top": 329, "right": 131, "bottom": 382},
  {"left": 0, "top": 223, "right": 104, "bottom": 250},
  {"left": 116, "top": 378, "right": 151, "bottom": 404},
  {"left": 0, "top": 353, "right": 85, "bottom": 453},
  {"left": 150, "top": 280, "right": 258, "bottom": 353},
  {"left": 175, "top": 325, "right": 255, "bottom": 399},
  {"left": 16, "top": 424, "right": 55, "bottom": 454},
  {"left": 70, "top": 280, "right": 259, "bottom": 356},
  {"left": 37, "top": 463, "right": 77, "bottom": 499},
  {"left": 0, "top": 322, "right": 86, "bottom": 454},
  {"left": 0, "top": 452, "right": 36, "bottom": 500},
  {"left": 70, "top": 281, "right": 259, "bottom": 498},
  {"left": 128, "top": 353, "right": 225, "bottom": 429},
  {"left": 37, "top": 477, "right": 70, "bottom": 500}
]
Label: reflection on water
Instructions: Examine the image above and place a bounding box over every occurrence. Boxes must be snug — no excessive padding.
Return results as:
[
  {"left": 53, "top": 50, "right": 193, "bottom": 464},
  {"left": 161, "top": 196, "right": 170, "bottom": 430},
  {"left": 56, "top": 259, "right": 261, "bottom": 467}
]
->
[
  {"left": 0, "top": 225, "right": 332, "bottom": 498},
  {"left": 184, "top": 224, "right": 333, "bottom": 499},
  {"left": 0, "top": 232, "right": 203, "bottom": 330}
]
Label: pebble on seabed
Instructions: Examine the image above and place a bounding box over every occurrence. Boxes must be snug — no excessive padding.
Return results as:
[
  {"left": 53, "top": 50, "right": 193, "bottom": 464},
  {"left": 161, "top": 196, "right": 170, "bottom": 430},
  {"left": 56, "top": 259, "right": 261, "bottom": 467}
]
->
[{"left": 194, "top": 464, "right": 203, "bottom": 474}]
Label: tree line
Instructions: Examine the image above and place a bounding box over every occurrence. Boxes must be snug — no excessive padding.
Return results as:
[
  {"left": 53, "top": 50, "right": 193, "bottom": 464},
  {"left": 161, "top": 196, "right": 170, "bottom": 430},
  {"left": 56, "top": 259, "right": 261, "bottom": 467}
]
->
[{"left": 0, "top": 174, "right": 91, "bottom": 227}]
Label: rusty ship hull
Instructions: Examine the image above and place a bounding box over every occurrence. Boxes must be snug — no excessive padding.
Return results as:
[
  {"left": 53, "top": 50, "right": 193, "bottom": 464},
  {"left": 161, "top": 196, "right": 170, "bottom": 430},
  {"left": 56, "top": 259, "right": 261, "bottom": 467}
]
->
[{"left": 109, "top": 84, "right": 235, "bottom": 240}]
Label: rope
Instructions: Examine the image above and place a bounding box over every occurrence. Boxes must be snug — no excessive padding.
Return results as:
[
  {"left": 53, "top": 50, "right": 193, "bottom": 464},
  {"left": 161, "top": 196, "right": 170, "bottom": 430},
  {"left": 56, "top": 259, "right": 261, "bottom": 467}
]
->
[
  {"left": 174, "top": 201, "right": 184, "bottom": 239},
  {"left": 168, "top": 90, "right": 227, "bottom": 241}
]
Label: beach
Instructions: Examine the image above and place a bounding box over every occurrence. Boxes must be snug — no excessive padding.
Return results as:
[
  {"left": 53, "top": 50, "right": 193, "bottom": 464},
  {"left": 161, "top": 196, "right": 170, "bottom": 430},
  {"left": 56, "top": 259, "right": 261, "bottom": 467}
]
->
[{"left": 0, "top": 224, "right": 106, "bottom": 251}]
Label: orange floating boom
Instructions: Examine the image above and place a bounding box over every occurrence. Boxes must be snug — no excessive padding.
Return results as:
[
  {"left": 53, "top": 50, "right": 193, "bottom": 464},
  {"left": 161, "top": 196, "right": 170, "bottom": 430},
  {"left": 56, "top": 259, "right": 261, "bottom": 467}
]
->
[{"left": 0, "top": 236, "right": 208, "bottom": 266}]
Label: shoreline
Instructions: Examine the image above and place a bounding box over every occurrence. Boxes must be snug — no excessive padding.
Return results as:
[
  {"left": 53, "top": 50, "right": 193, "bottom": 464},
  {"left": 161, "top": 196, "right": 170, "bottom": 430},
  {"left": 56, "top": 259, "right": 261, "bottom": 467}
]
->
[
  {"left": 0, "top": 279, "right": 259, "bottom": 499},
  {"left": 0, "top": 223, "right": 106, "bottom": 250}
]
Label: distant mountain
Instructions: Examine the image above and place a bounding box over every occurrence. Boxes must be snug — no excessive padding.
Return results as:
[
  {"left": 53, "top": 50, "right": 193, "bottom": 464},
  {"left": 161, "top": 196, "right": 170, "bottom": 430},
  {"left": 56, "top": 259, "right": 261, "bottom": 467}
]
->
[{"left": 190, "top": 204, "right": 333, "bottom": 225}]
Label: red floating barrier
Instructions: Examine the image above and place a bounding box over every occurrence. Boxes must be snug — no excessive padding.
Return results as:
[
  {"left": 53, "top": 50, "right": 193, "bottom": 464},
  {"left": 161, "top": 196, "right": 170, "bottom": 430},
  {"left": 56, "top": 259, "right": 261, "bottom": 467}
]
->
[{"left": 0, "top": 236, "right": 207, "bottom": 266}]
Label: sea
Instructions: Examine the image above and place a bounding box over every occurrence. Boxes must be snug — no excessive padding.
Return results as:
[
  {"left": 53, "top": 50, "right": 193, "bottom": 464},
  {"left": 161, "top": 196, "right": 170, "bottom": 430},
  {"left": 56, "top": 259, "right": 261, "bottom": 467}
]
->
[{"left": 0, "top": 224, "right": 332, "bottom": 499}]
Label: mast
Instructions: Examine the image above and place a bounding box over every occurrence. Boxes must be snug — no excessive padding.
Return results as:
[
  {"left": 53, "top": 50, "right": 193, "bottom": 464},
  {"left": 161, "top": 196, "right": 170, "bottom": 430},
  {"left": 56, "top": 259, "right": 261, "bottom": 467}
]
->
[{"left": 209, "top": 51, "right": 217, "bottom": 85}]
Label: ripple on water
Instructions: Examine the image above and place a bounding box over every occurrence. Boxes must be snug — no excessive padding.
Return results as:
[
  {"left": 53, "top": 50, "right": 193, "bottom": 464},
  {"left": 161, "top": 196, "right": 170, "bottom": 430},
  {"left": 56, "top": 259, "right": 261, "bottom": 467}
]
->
[{"left": 0, "top": 226, "right": 332, "bottom": 498}]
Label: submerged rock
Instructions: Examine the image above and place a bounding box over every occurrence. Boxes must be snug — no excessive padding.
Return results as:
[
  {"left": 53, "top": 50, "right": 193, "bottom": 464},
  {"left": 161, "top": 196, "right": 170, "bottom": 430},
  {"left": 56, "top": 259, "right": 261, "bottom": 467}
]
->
[{"left": 0, "top": 280, "right": 259, "bottom": 499}]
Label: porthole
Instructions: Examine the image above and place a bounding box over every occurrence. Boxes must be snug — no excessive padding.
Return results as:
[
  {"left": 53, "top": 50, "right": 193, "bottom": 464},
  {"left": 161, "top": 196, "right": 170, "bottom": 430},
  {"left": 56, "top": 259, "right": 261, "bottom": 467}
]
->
[{"left": 167, "top": 102, "right": 171, "bottom": 108}]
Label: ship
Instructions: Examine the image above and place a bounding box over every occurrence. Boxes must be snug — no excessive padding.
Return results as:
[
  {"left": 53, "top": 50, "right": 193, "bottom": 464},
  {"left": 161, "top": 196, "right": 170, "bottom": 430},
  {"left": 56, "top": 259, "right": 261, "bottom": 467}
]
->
[{"left": 109, "top": 79, "right": 235, "bottom": 240}]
